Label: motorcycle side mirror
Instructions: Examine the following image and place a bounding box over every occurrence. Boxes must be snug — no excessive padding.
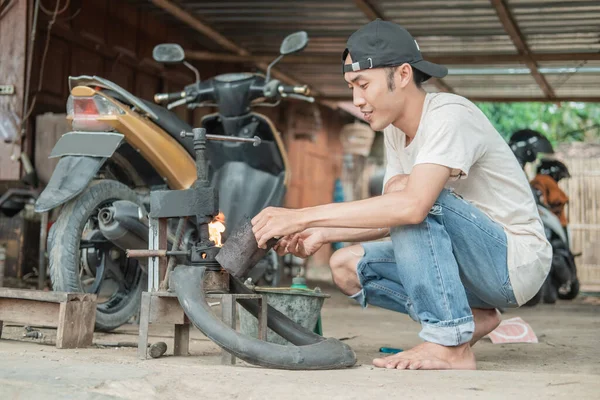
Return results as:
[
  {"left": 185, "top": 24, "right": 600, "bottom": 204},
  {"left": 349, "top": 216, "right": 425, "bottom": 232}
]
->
[
  {"left": 279, "top": 31, "right": 309, "bottom": 55},
  {"left": 266, "top": 31, "right": 309, "bottom": 83},
  {"left": 153, "top": 44, "right": 201, "bottom": 84},
  {"left": 152, "top": 44, "right": 185, "bottom": 64}
]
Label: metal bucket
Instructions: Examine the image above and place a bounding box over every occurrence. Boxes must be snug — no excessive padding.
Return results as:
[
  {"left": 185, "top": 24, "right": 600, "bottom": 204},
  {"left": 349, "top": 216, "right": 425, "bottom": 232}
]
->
[{"left": 238, "top": 287, "right": 329, "bottom": 345}]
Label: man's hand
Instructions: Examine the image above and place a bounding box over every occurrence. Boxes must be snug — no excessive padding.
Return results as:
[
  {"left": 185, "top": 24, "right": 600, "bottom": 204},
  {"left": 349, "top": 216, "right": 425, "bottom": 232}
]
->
[
  {"left": 251, "top": 207, "right": 307, "bottom": 249},
  {"left": 274, "top": 229, "right": 326, "bottom": 258},
  {"left": 383, "top": 174, "right": 409, "bottom": 194}
]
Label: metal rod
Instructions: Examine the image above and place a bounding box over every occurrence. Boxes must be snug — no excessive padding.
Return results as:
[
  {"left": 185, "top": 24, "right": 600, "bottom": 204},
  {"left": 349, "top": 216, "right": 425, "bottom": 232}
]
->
[
  {"left": 127, "top": 249, "right": 190, "bottom": 258},
  {"left": 192, "top": 128, "right": 209, "bottom": 185},
  {"left": 206, "top": 134, "right": 262, "bottom": 146},
  {"left": 181, "top": 131, "right": 262, "bottom": 146}
]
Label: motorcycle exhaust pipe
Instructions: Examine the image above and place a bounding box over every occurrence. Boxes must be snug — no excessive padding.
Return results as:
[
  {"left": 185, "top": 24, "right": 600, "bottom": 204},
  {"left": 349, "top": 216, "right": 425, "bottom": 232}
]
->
[{"left": 98, "top": 200, "right": 149, "bottom": 265}]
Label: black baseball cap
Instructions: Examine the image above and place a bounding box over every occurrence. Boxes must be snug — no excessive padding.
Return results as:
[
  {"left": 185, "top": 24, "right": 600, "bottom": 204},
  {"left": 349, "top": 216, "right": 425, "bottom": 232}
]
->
[{"left": 342, "top": 19, "right": 447, "bottom": 81}]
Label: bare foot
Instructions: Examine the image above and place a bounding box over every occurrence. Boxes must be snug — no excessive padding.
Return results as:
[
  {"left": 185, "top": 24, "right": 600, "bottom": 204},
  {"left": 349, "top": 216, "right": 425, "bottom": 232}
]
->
[
  {"left": 470, "top": 308, "right": 501, "bottom": 346},
  {"left": 372, "top": 342, "right": 476, "bottom": 370}
]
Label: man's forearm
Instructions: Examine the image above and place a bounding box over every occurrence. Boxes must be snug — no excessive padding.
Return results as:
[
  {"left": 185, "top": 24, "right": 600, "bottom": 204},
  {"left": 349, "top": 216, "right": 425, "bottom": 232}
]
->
[{"left": 320, "top": 227, "right": 389, "bottom": 243}]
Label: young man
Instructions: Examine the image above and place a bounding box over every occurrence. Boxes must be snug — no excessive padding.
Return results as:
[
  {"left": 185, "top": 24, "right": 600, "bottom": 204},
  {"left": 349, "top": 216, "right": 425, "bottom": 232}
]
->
[{"left": 251, "top": 20, "right": 551, "bottom": 370}]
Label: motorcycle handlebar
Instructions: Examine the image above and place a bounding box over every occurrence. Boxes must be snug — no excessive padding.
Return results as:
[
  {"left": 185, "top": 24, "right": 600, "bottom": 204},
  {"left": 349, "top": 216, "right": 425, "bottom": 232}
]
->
[
  {"left": 154, "top": 78, "right": 314, "bottom": 110},
  {"left": 154, "top": 91, "right": 186, "bottom": 103},
  {"left": 278, "top": 85, "right": 311, "bottom": 96}
]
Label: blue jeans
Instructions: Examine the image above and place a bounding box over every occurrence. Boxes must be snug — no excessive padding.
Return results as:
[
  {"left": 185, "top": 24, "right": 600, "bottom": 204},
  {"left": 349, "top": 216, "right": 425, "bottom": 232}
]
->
[{"left": 354, "top": 189, "right": 518, "bottom": 346}]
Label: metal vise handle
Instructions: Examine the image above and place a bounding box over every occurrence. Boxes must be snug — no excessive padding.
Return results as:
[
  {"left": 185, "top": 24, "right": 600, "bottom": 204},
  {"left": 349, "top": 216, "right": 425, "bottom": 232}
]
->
[{"left": 180, "top": 131, "right": 262, "bottom": 147}]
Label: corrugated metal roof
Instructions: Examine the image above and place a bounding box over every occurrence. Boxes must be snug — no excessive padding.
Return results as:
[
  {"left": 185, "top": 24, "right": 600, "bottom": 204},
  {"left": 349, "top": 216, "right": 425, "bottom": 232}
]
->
[{"left": 134, "top": 0, "right": 600, "bottom": 102}]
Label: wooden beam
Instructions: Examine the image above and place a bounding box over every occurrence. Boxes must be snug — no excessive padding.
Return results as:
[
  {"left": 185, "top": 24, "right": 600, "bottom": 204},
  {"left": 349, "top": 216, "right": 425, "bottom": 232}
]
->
[
  {"left": 42, "top": 23, "right": 194, "bottom": 88},
  {"left": 185, "top": 50, "right": 256, "bottom": 64},
  {"left": 149, "top": 0, "right": 246, "bottom": 56},
  {"left": 534, "top": 52, "right": 600, "bottom": 62},
  {"left": 149, "top": 0, "right": 304, "bottom": 88},
  {"left": 322, "top": 96, "right": 600, "bottom": 103},
  {"left": 491, "top": 0, "right": 556, "bottom": 99},
  {"left": 185, "top": 51, "right": 600, "bottom": 66},
  {"left": 353, "top": 0, "right": 383, "bottom": 21},
  {"left": 471, "top": 96, "right": 600, "bottom": 103}
]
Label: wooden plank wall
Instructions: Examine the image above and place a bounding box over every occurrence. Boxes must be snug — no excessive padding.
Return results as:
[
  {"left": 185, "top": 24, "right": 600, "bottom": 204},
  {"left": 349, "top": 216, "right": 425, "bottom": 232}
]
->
[
  {"left": 284, "top": 103, "right": 349, "bottom": 270},
  {"left": 559, "top": 157, "right": 600, "bottom": 290},
  {"left": 27, "top": 1, "right": 346, "bottom": 174},
  {"left": 28, "top": 0, "right": 240, "bottom": 122},
  {"left": 0, "top": 0, "right": 28, "bottom": 180}
]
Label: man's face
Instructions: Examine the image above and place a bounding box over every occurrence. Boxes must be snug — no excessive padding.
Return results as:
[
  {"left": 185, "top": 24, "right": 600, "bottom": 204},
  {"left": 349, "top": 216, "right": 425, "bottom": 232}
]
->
[{"left": 344, "top": 54, "right": 404, "bottom": 131}]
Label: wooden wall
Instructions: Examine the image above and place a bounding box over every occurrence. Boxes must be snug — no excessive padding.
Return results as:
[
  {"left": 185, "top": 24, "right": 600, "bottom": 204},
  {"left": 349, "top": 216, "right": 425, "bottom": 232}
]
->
[
  {"left": 284, "top": 103, "right": 350, "bottom": 273},
  {"left": 27, "top": 0, "right": 245, "bottom": 124},
  {"left": 559, "top": 157, "right": 600, "bottom": 290},
  {"left": 0, "top": 0, "right": 28, "bottom": 180},
  {"left": 285, "top": 103, "right": 343, "bottom": 208}
]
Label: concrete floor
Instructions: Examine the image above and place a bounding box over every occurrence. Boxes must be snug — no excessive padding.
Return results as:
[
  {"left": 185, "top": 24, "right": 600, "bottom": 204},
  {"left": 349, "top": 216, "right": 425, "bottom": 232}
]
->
[{"left": 1, "top": 285, "right": 599, "bottom": 399}]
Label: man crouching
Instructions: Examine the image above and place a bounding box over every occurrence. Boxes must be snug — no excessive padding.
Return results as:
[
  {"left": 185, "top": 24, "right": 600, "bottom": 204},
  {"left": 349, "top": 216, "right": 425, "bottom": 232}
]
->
[{"left": 251, "top": 20, "right": 551, "bottom": 370}]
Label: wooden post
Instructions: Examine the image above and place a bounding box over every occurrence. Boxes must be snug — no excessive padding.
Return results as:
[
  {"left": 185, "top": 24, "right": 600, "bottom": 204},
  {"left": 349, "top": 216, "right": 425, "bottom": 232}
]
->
[
  {"left": 56, "top": 295, "right": 96, "bottom": 349},
  {"left": 257, "top": 295, "right": 268, "bottom": 341},
  {"left": 173, "top": 322, "right": 190, "bottom": 356},
  {"left": 137, "top": 292, "right": 152, "bottom": 359}
]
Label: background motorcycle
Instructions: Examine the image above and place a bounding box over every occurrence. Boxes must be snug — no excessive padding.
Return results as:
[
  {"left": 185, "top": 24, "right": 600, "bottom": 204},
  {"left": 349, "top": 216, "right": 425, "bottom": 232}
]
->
[{"left": 509, "top": 129, "right": 580, "bottom": 305}]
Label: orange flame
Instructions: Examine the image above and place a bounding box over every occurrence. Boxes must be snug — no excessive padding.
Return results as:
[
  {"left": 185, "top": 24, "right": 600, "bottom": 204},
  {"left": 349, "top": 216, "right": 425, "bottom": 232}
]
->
[{"left": 209, "top": 212, "right": 226, "bottom": 247}]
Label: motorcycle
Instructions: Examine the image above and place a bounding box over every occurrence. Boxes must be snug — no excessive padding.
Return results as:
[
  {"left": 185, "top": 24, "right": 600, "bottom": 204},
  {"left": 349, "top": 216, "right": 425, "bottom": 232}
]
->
[
  {"left": 34, "top": 31, "right": 314, "bottom": 331},
  {"left": 508, "top": 129, "right": 580, "bottom": 305}
]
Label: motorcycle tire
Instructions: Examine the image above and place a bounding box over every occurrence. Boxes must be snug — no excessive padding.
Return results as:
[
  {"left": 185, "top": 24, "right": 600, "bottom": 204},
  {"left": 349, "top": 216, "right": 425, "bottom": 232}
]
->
[
  {"left": 48, "top": 180, "right": 145, "bottom": 332},
  {"left": 542, "top": 277, "right": 558, "bottom": 304},
  {"left": 558, "top": 278, "right": 580, "bottom": 300}
]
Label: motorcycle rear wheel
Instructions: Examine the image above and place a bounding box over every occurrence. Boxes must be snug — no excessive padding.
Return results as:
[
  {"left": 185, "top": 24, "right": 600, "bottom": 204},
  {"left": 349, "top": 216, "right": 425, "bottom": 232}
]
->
[
  {"left": 48, "top": 180, "right": 145, "bottom": 331},
  {"left": 558, "top": 278, "right": 580, "bottom": 300},
  {"left": 542, "top": 277, "right": 558, "bottom": 304}
]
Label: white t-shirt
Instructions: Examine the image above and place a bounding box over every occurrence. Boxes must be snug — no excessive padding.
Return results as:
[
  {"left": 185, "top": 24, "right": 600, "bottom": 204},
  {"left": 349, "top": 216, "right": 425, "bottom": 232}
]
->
[{"left": 383, "top": 92, "right": 551, "bottom": 306}]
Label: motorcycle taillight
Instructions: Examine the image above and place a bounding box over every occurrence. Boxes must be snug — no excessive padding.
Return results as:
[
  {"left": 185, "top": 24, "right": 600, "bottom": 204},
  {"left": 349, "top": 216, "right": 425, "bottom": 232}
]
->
[{"left": 67, "top": 95, "right": 124, "bottom": 131}]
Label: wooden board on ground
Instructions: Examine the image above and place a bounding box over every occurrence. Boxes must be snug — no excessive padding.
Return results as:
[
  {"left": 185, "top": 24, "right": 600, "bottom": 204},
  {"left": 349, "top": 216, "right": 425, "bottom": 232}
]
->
[{"left": 0, "top": 288, "right": 96, "bottom": 349}]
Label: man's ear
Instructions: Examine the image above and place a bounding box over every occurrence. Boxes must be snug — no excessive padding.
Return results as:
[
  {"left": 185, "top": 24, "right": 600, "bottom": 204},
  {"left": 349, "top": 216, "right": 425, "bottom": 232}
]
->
[{"left": 397, "top": 63, "right": 412, "bottom": 88}]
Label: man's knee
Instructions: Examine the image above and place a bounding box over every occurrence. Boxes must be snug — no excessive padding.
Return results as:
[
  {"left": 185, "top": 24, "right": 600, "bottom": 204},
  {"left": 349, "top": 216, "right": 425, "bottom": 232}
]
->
[{"left": 329, "top": 245, "right": 363, "bottom": 295}]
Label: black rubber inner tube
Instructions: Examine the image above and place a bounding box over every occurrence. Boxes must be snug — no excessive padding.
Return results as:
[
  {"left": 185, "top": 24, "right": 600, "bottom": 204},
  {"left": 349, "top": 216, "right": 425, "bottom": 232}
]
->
[{"left": 171, "top": 265, "right": 357, "bottom": 370}]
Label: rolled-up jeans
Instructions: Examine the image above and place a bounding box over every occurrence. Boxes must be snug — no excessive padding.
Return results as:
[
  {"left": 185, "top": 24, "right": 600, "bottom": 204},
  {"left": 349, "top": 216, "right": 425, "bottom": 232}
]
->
[{"left": 353, "top": 189, "right": 518, "bottom": 346}]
